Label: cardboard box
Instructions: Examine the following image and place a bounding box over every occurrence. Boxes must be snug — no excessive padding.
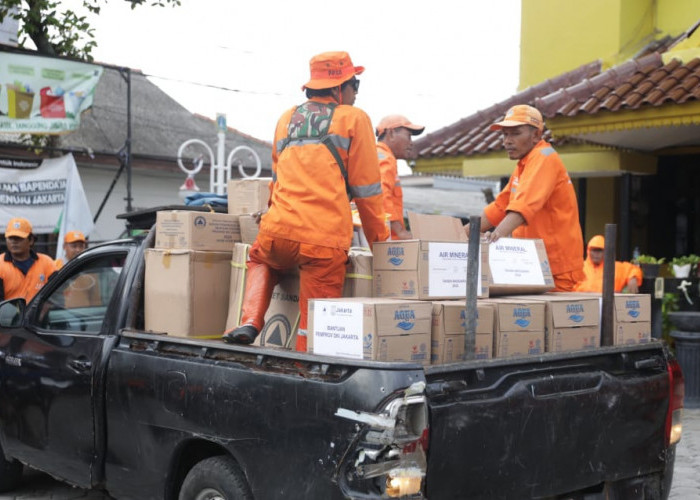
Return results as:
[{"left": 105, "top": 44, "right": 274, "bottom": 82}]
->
[
  {"left": 308, "top": 298, "right": 432, "bottom": 364},
  {"left": 484, "top": 237, "right": 555, "bottom": 296},
  {"left": 155, "top": 210, "right": 240, "bottom": 251},
  {"left": 239, "top": 214, "right": 260, "bottom": 244},
  {"left": 555, "top": 292, "right": 651, "bottom": 345},
  {"left": 227, "top": 178, "right": 271, "bottom": 215},
  {"left": 431, "top": 301, "right": 494, "bottom": 363},
  {"left": 343, "top": 247, "right": 373, "bottom": 298},
  {"left": 510, "top": 294, "right": 600, "bottom": 352},
  {"left": 482, "top": 298, "right": 545, "bottom": 358},
  {"left": 614, "top": 293, "right": 651, "bottom": 345},
  {"left": 373, "top": 212, "right": 488, "bottom": 300},
  {"left": 145, "top": 249, "right": 231, "bottom": 338},
  {"left": 225, "top": 244, "right": 377, "bottom": 350}
]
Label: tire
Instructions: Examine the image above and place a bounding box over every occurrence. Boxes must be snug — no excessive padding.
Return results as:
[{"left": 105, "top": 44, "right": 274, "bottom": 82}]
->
[
  {"left": 0, "top": 443, "right": 22, "bottom": 493},
  {"left": 179, "top": 455, "right": 253, "bottom": 500}
]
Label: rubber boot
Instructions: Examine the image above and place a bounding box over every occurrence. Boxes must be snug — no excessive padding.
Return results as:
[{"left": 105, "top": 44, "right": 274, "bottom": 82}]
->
[{"left": 223, "top": 262, "right": 278, "bottom": 344}]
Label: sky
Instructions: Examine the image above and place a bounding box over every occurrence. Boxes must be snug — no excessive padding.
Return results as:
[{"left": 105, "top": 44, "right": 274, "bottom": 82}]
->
[{"left": 57, "top": 0, "right": 522, "bottom": 144}]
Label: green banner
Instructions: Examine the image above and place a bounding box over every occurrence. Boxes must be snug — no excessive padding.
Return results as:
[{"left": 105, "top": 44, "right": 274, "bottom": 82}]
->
[{"left": 0, "top": 52, "right": 103, "bottom": 134}]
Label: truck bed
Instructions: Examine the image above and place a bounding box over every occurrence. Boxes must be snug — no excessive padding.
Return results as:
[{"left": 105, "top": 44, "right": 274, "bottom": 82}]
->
[{"left": 108, "top": 331, "right": 674, "bottom": 499}]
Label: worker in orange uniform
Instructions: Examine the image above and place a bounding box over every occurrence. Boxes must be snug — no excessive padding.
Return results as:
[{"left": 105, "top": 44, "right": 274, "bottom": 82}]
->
[
  {"left": 575, "top": 235, "right": 643, "bottom": 293},
  {"left": 223, "top": 51, "right": 389, "bottom": 350},
  {"left": 55, "top": 230, "right": 88, "bottom": 270},
  {"left": 464, "top": 104, "right": 585, "bottom": 291},
  {"left": 375, "top": 115, "right": 425, "bottom": 239},
  {"left": 0, "top": 217, "right": 57, "bottom": 301}
]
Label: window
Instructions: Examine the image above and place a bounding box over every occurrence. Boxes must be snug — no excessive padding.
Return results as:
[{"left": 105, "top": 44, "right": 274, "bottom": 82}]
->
[{"left": 37, "top": 253, "right": 126, "bottom": 333}]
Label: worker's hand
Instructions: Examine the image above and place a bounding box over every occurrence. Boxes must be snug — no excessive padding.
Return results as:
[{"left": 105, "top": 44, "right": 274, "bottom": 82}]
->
[
  {"left": 253, "top": 209, "right": 268, "bottom": 224},
  {"left": 626, "top": 277, "right": 639, "bottom": 294},
  {"left": 484, "top": 228, "right": 502, "bottom": 244}
]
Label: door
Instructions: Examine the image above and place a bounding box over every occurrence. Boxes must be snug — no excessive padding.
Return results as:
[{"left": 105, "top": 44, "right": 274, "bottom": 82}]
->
[{"left": 0, "top": 251, "right": 126, "bottom": 488}]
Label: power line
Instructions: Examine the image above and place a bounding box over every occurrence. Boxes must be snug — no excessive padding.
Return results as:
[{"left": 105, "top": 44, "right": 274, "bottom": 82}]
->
[{"left": 143, "top": 73, "right": 291, "bottom": 97}]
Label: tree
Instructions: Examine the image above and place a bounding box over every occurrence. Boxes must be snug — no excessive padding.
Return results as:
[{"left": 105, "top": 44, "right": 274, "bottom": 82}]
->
[{"left": 0, "top": 0, "right": 181, "bottom": 60}]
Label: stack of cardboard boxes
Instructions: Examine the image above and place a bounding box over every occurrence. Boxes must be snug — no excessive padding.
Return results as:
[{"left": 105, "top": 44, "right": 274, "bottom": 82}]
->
[
  {"left": 145, "top": 201, "right": 651, "bottom": 363},
  {"left": 144, "top": 210, "right": 241, "bottom": 338},
  {"left": 307, "top": 213, "right": 652, "bottom": 365}
]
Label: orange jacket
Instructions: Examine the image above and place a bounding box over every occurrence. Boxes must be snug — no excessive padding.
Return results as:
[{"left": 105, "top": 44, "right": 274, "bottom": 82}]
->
[
  {"left": 261, "top": 96, "right": 388, "bottom": 250},
  {"left": 0, "top": 251, "right": 56, "bottom": 302},
  {"left": 484, "top": 140, "right": 584, "bottom": 276},
  {"left": 575, "top": 248, "right": 643, "bottom": 293},
  {"left": 376, "top": 141, "right": 404, "bottom": 238}
]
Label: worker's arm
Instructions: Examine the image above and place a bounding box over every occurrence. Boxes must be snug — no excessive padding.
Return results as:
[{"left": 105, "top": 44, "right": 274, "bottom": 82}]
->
[
  {"left": 485, "top": 211, "right": 526, "bottom": 243},
  {"left": 464, "top": 172, "right": 516, "bottom": 238}
]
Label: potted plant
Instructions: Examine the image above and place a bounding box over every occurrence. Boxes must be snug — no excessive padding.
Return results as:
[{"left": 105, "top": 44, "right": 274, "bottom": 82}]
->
[
  {"left": 670, "top": 254, "right": 700, "bottom": 278},
  {"left": 637, "top": 255, "right": 665, "bottom": 279}
]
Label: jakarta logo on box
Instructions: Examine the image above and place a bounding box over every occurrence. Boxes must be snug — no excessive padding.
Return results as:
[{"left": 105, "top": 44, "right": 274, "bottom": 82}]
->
[
  {"left": 395, "top": 309, "right": 415, "bottom": 330},
  {"left": 387, "top": 246, "right": 404, "bottom": 266},
  {"left": 512, "top": 307, "right": 531, "bottom": 328},
  {"left": 193, "top": 216, "right": 207, "bottom": 228}
]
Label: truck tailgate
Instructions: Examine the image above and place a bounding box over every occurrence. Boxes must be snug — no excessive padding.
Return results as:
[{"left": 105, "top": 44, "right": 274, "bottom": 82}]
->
[{"left": 423, "top": 343, "right": 671, "bottom": 499}]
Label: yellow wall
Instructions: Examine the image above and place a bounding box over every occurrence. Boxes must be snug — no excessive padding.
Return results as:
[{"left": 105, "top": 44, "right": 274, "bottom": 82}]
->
[
  {"left": 657, "top": 0, "right": 700, "bottom": 35},
  {"left": 519, "top": 0, "right": 672, "bottom": 89},
  {"left": 585, "top": 177, "right": 616, "bottom": 243}
]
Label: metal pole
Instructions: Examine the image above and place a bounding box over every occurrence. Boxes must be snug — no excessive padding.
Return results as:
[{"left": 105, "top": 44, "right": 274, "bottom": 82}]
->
[
  {"left": 464, "top": 216, "right": 481, "bottom": 360},
  {"left": 120, "top": 67, "right": 133, "bottom": 212},
  {"left": 601, "top": 223, "right": 617, "bottom": 346}
]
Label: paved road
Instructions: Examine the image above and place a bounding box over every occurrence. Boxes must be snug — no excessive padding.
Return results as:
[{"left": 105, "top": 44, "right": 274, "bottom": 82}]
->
[{"left": 2, "top": 409, "right": 700, "bottom": 499}]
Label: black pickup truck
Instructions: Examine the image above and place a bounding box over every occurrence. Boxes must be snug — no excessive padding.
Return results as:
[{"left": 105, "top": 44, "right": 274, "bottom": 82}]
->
[{"left": 0, "top": 227, "right": 685, "bottom": 499}]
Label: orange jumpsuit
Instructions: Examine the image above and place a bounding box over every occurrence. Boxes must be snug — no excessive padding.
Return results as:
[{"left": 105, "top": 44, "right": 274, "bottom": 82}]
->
[
  {"left": 240, "top": 96, "right": 389, "bottom": 351},
  {"left": 575, "top": 242, "right": 643, "bottom": 293},
  {"left": 484, "top": 139, "right": 584, "bottom": 291},
  {"left": 377, "top": 141, "right": 405, "bottom": 239},
  {"left": 0, "top": 251, "right": 57, "bottom": 302}
]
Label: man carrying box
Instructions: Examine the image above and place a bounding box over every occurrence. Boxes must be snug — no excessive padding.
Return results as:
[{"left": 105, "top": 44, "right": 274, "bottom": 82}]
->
[
  {"left": 223, "top": 51, "right": 389, "bottom": 351},
  {"left": 464, "top": 105, "right": 584, "bottom": 292}
]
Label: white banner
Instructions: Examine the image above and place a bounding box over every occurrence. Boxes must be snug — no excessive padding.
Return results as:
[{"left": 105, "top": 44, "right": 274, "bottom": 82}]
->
[
  {"left": 0, "top": 52, "right": 103, "bottom": 134},
  {"left": 0, "top": 154, "right": 94, "bottom": 259}
]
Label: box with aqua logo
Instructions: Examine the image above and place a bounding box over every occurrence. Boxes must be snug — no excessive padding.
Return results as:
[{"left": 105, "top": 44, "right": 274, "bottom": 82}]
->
[
  {"left": 431, "top": 301, "right": 495, "bottom": 364},
  {"left": 555, "top": 292, "right": 651, "bottom": 346},
  {"left": 481, "top": 298, "right": 545, "bottom": 358},
  {"left": 613, "top": 293, "right": 651, "bottom": 345},
  {"left": 308, "top": 298, "right": 432, "bottom": 364},
  {"left": 509, "top": 294, "right": 599, "bottom": 352},
  {"left": 373, "top": 213, "right": 488, "bottom": 300}
]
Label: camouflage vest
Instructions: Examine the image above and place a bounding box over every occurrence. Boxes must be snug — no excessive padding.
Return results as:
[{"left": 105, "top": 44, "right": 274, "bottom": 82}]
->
[{"left": 279, "top": 101, "right": 351, "bottom": 199}]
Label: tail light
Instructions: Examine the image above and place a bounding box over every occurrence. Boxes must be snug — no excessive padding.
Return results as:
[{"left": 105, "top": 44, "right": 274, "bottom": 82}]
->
[
  {"left": 665, "top": 359, "right": 684, "bottom": 446},
  {"left": 336, "top": 382, "right": 428, "bottom": 498}
]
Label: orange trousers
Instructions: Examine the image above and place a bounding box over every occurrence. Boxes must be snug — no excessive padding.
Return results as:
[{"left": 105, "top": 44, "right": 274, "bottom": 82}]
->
[
  {"left": 553, "top": 269, "right": 586, "bottom": 292},
  {"left": 239, "top": 233, "right": 348, "bottom": 352}
]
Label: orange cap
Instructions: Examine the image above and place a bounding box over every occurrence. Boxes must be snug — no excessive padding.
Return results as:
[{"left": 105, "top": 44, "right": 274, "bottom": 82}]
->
[
  {"left": 490, "top": 104, "right": 544, "bottom": 131},
  {"left": 588, "top": 235, "right": 605, "bottom": 249},
  {"left": 375, "top": 115, "right": 425, "bottom": 137},
  {"left": 302, "top": 51, "right": 364, "bottom": 90},
  {"left": 64, "top": 230, "right": 86, "bottom": 243},
  {"left": 5, "top": 217, "right": 32, "bottom": 238}
]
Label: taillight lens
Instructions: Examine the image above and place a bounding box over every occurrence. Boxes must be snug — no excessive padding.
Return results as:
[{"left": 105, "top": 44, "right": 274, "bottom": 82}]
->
[{"left": 666, "top": 359, "right": 684, "bottom": 446}]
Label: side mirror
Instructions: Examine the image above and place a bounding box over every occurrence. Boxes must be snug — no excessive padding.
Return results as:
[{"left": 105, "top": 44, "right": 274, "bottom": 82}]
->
[{"left": 0, "top": 299, "right": 26, "bottom": 328}]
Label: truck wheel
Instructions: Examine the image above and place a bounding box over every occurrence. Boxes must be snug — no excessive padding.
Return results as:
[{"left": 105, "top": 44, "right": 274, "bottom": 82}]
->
[
  {"left": 0, "top": 450, "right": 22, "bottom": 492},
  {"left": 179, "top": 456, "right": 253, "bottom": 500}
]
